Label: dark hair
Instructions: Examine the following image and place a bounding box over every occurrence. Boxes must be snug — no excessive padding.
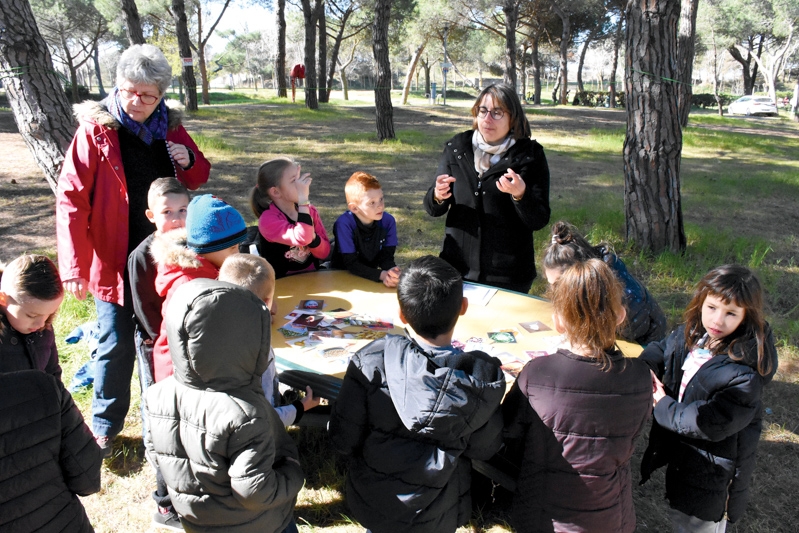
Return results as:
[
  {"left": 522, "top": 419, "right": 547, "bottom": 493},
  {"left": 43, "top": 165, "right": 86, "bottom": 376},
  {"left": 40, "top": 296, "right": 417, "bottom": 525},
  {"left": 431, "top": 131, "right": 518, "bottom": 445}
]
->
[
  {"left": 250, "top": 157, "right": 295, "bottom": 217},
  {"left": 471, "top": 84, "right": 531, "bottom": 140},
  {"left": 542, "top": 221, "right": 606, "bottom": 275},
  {"left": 0, "top": 254, "right": 63, "bottom": 302},
  {"left": 683, "top": 264, "right": 772, "bottom": 376},
  {"left": 397, "top": 255, "right": 463, "bottom": 339},
  {"left": 148, "top": 177, "right": 189, "bottom": 208},
  {"left": 547, "top": 259, "right": 625, "bottom": 370}
]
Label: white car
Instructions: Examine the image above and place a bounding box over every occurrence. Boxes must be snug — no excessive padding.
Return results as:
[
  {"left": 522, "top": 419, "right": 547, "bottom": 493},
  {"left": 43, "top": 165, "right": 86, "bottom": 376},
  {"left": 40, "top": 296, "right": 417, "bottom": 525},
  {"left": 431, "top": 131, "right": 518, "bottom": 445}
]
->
[{"left": 728, "top": 96, "right": 778, "bottom": 116}]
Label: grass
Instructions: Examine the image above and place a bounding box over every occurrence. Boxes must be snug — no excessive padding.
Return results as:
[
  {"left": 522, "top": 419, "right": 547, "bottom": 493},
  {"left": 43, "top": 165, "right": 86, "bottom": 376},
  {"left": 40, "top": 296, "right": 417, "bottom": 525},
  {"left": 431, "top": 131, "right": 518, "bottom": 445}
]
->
[{"left": 25, "top": 99, "right": 799, "bottom": 531}]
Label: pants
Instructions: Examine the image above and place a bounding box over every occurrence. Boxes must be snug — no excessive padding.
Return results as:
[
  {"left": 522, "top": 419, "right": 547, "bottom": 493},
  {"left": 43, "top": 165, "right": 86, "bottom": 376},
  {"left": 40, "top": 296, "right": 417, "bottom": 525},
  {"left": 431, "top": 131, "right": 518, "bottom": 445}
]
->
[
  {"left": 135, "top": 327, "right": 155, "bottom": 438},
  {"left": 669, "top": 508, "right": 727, "bottom": 533},
  {"left": 92, "top": 282, "right": 136, "bottom": 438}
]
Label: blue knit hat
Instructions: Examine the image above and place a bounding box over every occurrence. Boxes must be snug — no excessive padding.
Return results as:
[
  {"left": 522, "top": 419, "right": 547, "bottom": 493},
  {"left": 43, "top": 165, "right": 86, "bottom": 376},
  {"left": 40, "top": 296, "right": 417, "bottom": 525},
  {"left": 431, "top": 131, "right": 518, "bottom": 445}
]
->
[{"left": 186, "top": 194, "right": 248, "bottom": 254}]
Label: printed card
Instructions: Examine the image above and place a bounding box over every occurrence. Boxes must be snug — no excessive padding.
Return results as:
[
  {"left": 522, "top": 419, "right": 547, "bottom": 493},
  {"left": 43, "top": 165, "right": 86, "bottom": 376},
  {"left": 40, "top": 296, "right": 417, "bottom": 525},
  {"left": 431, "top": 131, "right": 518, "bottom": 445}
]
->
[
  {"left": 298, "top": 299, "right": 325, "bottom": 310},
  {"left": 519, "top": 321, "right": 552, "bottom": 333}
]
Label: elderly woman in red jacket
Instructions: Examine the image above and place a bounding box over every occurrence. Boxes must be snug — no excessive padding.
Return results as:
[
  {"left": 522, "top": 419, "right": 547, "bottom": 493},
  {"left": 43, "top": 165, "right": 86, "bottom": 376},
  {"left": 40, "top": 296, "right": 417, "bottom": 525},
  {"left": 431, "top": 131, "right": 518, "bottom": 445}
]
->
[{"left": 56, "top": 44, "right": 209, "bottom": 457}]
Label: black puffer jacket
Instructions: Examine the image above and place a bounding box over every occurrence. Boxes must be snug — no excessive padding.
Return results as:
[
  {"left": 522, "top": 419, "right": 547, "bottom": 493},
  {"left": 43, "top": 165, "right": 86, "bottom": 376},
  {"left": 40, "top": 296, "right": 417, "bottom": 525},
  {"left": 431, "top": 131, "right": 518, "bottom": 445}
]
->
[
  {"left": 0, "top": 314, "right": 62, "bottom": 380},
  {"left": 502, "top": 349, "right": 652, "bottom": 533},
  {"left": 0, "top": 370, "right": 102, "bottom": 532},
  {"left": 328, "top": 334, "right": 506, "bottom": 533},
  {"left": 639, "top": 324, "right": 778, "bottom": 522},
  {"left": 423, "top": 130, "right": 550, "bottom": 292}
]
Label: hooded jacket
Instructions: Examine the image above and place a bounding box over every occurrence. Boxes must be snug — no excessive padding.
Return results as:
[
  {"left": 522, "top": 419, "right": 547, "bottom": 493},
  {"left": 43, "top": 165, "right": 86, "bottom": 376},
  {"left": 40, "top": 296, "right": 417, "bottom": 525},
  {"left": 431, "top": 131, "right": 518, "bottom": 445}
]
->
[
  {"left": 56, "top": 99, "right": 210, "bottom": 307},
  {"left": 0, "top": 314, "right": 62, "bottom": 380},
  {"left": 0, "top": 370, "right": 102, "bottom": 533},
  {"left": 149, "top": 228, "right": 219, "bottom": 382},
  {"left": 423, "top": 130, "right": 550, "bottom": 291},
  {"left": 502, "top": 349, "right": 652, "bottom": 533},
  {"left": 143, "top": 279, "right": 304, "bottom": 533},
  {"left": 328, "top": 334, "right": 506, "bottom": 533},
  {"left": 639, "top": 324, "right": 778, "bottom": 522}
]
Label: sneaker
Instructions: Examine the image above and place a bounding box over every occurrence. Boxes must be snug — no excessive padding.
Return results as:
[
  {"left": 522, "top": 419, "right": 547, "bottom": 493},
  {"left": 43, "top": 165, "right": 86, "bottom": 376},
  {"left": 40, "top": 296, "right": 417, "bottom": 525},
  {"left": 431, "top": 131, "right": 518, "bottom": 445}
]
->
[
  {"left": 152, "top": 507, "right": 183, "bottom": 531},
  {"left": 95, "top": 435, "right": 113, "bottom": 459}
]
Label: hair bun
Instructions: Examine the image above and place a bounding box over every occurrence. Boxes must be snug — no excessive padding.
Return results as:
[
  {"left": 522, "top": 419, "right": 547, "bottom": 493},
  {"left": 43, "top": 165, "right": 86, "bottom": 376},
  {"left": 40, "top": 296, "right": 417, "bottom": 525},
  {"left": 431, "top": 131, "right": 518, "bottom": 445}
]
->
[{"left": 551, "top": 221, "right": 573, "bottom": 245}]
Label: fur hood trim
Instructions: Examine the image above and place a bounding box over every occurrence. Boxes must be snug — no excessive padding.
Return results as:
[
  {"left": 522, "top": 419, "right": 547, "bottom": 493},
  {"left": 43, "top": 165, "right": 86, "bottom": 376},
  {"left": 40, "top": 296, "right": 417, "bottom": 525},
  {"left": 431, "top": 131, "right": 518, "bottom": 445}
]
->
[
  {"left": 73, "top": 97, "right": 185, "bottom": 131},
  {"left": 149, "top": 228, "right": 204, "bottom": 269}
]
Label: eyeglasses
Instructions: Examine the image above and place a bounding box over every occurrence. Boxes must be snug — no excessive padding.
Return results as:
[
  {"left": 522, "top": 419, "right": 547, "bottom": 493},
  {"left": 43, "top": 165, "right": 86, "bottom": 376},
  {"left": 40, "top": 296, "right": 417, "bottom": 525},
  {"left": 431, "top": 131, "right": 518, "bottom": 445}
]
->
[
  {"left": 477, "top": 106, "right": 506, "bottom": 120},
  {"left": 119, "top": 88, "right": 160, "bottom": 105}
]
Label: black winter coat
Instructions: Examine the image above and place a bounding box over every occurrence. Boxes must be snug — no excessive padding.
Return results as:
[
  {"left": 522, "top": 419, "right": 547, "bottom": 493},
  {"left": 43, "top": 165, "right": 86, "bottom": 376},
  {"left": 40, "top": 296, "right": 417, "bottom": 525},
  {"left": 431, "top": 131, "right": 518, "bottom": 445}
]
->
[
  {"left": 328, "top": 334, "right": 506, "bottom": 533},
  {"left": 502, "top": 349, "right": 652, "bottom": 533},
  {"left": 0, "top": 370, "right": 102, "bottom": 532},
  {"left": 639, "top": 324, "right": 778, "bottom": 522},
  {"left": 424, "top": 130, "right": 550, "bottom": 292},
  {"left": 0, "top": 314, "right": 62, "bottom": 380}
]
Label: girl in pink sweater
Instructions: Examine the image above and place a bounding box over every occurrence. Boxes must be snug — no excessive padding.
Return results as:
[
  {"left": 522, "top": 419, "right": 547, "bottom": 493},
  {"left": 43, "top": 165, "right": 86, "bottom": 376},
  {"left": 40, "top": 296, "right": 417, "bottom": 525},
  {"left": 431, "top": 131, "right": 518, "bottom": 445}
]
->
[{"left": 250, "top": 158, "right": 331, "bottom": 277}]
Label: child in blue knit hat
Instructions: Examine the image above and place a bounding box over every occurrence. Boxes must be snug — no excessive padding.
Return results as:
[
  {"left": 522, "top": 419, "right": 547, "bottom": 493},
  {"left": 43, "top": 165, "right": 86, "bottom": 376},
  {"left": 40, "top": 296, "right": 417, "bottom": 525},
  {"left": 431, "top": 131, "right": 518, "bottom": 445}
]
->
[{"left": 149, "top": 194, "right": 248, "bottom": 383}]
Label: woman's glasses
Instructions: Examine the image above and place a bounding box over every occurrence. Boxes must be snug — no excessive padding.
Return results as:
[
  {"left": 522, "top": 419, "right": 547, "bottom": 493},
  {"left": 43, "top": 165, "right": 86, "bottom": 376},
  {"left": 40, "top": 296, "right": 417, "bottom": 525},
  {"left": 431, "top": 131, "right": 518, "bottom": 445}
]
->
[
  {"left": 119, "top": 88, "right": 160, "bottom": 105},
  {"left": 477, "top": 106, "right": 506, "bottom": 120}
]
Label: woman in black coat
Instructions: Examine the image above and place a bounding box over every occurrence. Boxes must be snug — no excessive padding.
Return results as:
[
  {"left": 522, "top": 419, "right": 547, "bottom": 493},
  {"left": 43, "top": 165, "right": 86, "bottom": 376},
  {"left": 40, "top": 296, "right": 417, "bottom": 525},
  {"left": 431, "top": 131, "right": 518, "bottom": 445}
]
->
[{"left": 424, "top": 84, "right": 550, "bottom": 293}]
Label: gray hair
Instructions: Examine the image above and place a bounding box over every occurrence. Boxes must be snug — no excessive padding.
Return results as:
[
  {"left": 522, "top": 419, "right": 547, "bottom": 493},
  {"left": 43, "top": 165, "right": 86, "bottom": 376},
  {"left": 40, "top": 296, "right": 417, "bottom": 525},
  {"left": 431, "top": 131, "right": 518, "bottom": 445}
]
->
[{"left": 116, "top": 44, "right": 172, "bottom": 95}]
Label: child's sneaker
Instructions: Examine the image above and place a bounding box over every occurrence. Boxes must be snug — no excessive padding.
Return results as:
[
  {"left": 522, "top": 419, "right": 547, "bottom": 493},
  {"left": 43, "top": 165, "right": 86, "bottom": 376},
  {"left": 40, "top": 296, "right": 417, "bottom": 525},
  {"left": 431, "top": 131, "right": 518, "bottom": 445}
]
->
[{"left": 152, "top": 506, "right": 183, "bottom": 531}]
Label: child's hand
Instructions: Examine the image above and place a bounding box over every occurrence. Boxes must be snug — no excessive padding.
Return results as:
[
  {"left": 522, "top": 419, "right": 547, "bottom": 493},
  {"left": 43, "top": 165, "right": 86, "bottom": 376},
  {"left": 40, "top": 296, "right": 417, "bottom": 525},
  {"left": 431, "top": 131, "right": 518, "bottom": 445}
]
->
[
  {"left": 301, "top": 386, "right": 321, "bottom": 411},
  {"left": 433, "top": 174, "right": 456, "bottom": 202},
  {"left": 380, "top": 267, "right": 401, "bottom": 288},
  {"left": 496, "top": 168, "right": 526, "bottom": 200},
  {"left": 651, "top": 370, "right": 667, "bottom": 406},
  {"left": 295, "top": 166, "right": 313, "bottom": 204}
]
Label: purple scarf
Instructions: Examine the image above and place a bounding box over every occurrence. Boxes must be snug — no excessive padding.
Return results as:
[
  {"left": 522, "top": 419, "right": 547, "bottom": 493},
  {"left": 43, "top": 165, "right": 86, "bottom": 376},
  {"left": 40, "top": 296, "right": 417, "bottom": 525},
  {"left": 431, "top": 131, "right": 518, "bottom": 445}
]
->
[{"left": 109, "top": 87, "right": 169, "bottom": 146}]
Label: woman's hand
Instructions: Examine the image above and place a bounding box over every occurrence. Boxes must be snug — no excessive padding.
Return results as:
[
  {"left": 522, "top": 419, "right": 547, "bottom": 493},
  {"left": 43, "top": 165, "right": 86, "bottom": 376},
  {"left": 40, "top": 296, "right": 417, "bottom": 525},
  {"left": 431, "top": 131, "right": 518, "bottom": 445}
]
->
[
  {"left": 63, "top": 277, "right": 88, "bottom": 300},
  {"left": 167, "top": 141, "right": 192, "bottom": 169},
  {"left": 433, "top": 174, "right": 456, "bottom": 202},
  {"left": 651, "top": 370, "right": 667, "bottom": 406},
  {"left": 496, "top": 168, "right": 526, "bottom": 200}
]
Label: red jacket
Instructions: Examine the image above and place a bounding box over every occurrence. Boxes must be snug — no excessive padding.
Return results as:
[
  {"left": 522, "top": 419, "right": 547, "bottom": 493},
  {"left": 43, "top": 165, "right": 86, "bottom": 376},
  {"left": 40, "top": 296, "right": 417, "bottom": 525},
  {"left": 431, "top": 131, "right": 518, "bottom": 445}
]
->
[
  {"left": 56, "top": 100, "right": 210, "bottom": 307},
  {"left": 149, "top": 229, "right": 219, "bottom": 382}
]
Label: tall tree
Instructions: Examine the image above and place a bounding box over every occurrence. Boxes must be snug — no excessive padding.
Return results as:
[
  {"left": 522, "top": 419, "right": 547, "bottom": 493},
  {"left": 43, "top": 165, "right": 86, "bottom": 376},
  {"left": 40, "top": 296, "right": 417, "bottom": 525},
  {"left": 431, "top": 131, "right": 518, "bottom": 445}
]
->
[
  {"left": 326, "top": 0, "right": 365, "bottom": 100},
  {"left": 0, "top": 0, "right": 74, "bottom": 192},
  {"left": 301, "top": 0, "right": 320, "bottom": 108},
  {"left": 277, "top": 0, "right": 287, "bottom": 97},
  {"left": 172, "top": 0, "right": 197, "bottom": 110},
  {"left": 676, "top": 0, "right": 700, "bottom": 127},
  {"left": 502, "top": 0, "right": 519, "bottom": 89},
  {"left": 550, "top": 1, "right": 572, "bottom": 104},
  {"left": 372, "top": 0, "right": 394, "bottom": 139},
  {"left": 317, "top": 0, "right": 328, "bottom": 102},
  {"left": 623, "top": 0, "right": 685, "bottom": 254},
  {"left": 192, "top": 0, "right": 233, "bottom": 105},
  {"left": 608, "top": 0, "right": 624, "bottom": 107},
  {"left": 120, "top": 0, "right": 146, "bottom": 44}
]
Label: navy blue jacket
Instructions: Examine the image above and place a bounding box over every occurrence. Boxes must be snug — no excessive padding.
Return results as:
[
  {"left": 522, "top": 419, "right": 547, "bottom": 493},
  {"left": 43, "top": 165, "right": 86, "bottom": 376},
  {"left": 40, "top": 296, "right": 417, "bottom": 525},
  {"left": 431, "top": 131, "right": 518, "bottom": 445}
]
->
[{"left": 639, "top": 324, "right": 778, "bottom": 522}]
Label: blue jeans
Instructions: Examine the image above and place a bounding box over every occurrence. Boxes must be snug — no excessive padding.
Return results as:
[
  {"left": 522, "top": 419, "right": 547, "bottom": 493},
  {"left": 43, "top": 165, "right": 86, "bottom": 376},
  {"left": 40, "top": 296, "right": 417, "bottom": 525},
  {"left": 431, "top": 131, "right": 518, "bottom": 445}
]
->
[
  {"left": 92, "top": 290, "right": 137, "bottom": 438},
  {"left": 135, "top": 327, "right": 155, "bottom": 438},
  {"left": 282, "top": 520, "right": 299, "bottom": 533}
]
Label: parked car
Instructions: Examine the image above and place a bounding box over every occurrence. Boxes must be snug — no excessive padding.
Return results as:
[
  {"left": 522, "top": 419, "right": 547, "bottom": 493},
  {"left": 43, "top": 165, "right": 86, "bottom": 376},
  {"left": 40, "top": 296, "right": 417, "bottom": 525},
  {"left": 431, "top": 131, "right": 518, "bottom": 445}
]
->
[{"left": 728, "top": 96, "right": 778, "bottom": 116}]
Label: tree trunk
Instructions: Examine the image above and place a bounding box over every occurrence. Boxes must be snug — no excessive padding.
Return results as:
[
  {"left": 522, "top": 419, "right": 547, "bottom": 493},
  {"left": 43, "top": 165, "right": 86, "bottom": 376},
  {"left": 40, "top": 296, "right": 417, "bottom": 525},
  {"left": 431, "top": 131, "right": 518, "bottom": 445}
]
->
[
  {"left": 317, "top": 0, "right": 328, "bottom": 102},
  {"left": 93, "top": 45, "right": 107, "bottom": 98},
  {"left": 502, "top": 0, "right": 519, "bottom": 90},
  {"left": 791, "top": 80, "right": 799, "bottom": 122},
  {"left": 301, "top": 0, "right": 319, "bottom": 109},
  {"left": 325, "top": 5, "right": 352, "bottom": 100},
  {"left": 0, "top": 0, "right": 75, "bottom": 192},
  {"left": 609, "top": 12, "right": 623, "bottom": 108},
  {"left": 531, "top": 36, "right": 541, "bottom": 104},
  {"left": 277, "top": 0, "right": 288, "bottom": 97},
  {"left": 196, "top": 7, "right": 209, "bottom": 105},
  {"left": 372, "top": 0, "right": 394, "bottom": 140},
  {"left": 120, "top": 0, "right": 146, "bottom": 45},
  {"left": 172, "top": 0, "right": 197, "bottom": 110},
  {"left": 676, "top": 0, "right": 699, "bottom": 128},
  {"left": 402, "top": 42, "right": 426, "bottom": 104},
  {"left": 623, "top": 0, "right": 685, "bottom": 254},
  {"left": 421, "top": 58, "right": 431, "bottom": 94},
  {"left": 551, "top": 2, "right": 571, "bottom": 105},
  {"left": 577, "top": 27, "right": 598, "bottom": 94}
]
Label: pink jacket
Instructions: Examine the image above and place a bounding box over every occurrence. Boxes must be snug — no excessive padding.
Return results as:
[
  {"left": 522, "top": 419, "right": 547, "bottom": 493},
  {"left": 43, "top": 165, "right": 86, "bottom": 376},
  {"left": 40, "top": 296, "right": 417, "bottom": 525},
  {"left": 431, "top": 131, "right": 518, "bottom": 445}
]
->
[{"left": 56, "top": 100, "right": 210, "bottom": 306}]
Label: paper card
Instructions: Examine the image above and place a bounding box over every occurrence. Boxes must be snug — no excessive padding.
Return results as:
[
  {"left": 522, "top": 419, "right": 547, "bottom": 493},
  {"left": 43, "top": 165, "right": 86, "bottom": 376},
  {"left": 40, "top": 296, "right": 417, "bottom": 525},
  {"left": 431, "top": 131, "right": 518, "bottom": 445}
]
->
[
  {"left": 298, "top": 299, "right": 325, "bottom": 310},
  {"left": 353, "top": 330, "right": 387, "bottom": 341},
  {"left": 493, "top": 351, "right": 522, "bottom": 365},
  {"left": 278, "top": 323, "right": 308, "bottom": 338},
  {"left": 501, "top": 359, "right": 526, "bottom": 378},
  {"left": 519, "top": 321, "right": 551, "bottom": 333},
  {"left": 285, "top": 336, "right": 323, "bottom": 349},
  {"left": 524, "top": 350, "right": 550, "bottom": 359},
  {"left": 366, "top": 320, "right": 394, "bottom": 330},
  {"left": 292, "top": 313, "right": 326, "bottom": 329},
  {"left": 317, "top": 345, "right": 356, "bottom": 359},
  {"left": 284, "top": 310, "right": 314, "bottom": 320},
  {"left": 488, "top": 330, "right": 517, "bottom": 343},
  {"left": 323, "top": 308, "right": 354, "bottom": 319},
  {"left": 310, "top": 330, "right": 354, "bottom": 340}
]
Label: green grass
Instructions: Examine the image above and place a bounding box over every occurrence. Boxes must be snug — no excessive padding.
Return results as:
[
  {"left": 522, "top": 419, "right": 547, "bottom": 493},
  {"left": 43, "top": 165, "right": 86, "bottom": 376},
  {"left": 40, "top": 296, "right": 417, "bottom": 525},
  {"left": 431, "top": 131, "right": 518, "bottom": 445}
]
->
[{"left": 23, "top": 102, "right": 799, "bottom": 532}]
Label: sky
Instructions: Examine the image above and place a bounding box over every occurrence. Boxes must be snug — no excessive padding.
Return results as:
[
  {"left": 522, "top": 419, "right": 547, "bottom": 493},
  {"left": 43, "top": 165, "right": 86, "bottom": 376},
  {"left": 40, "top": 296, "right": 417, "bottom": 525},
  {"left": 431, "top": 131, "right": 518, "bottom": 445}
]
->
[{"left": 204, "top": 3, "right": 276, "bottom": 56}]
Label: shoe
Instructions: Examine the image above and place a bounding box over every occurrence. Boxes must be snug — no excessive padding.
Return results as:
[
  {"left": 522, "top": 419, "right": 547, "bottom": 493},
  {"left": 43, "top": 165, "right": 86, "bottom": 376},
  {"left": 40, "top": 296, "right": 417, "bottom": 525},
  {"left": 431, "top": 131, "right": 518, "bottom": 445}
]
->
[
  {"left": 152, "top": 507, "right": 183, "bottom": 531},
  {"left": 95, "top": 435, "right": 113, "bottom": 459}
]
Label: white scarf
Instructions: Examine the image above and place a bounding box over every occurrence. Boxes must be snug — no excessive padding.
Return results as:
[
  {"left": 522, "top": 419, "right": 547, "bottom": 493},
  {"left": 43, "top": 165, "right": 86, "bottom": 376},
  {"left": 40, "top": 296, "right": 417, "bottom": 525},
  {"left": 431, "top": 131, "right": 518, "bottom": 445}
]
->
[{"left": 472, "top": 130, "right": 516, "bottom": 177}]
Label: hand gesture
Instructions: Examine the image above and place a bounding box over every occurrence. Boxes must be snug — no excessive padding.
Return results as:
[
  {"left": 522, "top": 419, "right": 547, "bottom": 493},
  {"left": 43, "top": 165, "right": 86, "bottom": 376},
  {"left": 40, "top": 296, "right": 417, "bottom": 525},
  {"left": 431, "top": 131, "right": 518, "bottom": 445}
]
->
[
  {"left": 167, "top": 141, "right": 191, "bottom": 169},
  {"left": 295, "top": 165, "right": 313, "bottom": 204},
  {"left": 496, "top": 168, "right": 526, "bottom": 200},
  {"left": 63, "top": 277, "right": 88, "bottom": 300},
  {"left": 651, "top": 370, "right": 667, "bottom": 407},
  {"left": 380, "top": 266, "right": 401, "bottom": 288},
  {"left": 301, "top": 386, "right": 321, "bottom": 411},
  {"left": 433, "top": 174, "right": 456, "bottom": 202}
]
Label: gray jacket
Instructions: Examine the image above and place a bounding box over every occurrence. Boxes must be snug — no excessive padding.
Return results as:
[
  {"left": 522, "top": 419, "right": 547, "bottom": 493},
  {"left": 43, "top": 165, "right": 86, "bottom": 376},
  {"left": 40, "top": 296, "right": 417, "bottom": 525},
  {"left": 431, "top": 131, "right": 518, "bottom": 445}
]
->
[{"left": 144, "top": 279, "right": 304, "bottom": 533}]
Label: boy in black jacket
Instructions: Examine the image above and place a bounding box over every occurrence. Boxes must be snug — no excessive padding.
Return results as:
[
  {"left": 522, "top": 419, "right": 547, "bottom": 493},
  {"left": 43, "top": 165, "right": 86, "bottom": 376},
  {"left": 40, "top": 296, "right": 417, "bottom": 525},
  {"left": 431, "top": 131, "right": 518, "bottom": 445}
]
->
[{"left": 328, "top": 255, "right": 506, "bottom": 533}]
